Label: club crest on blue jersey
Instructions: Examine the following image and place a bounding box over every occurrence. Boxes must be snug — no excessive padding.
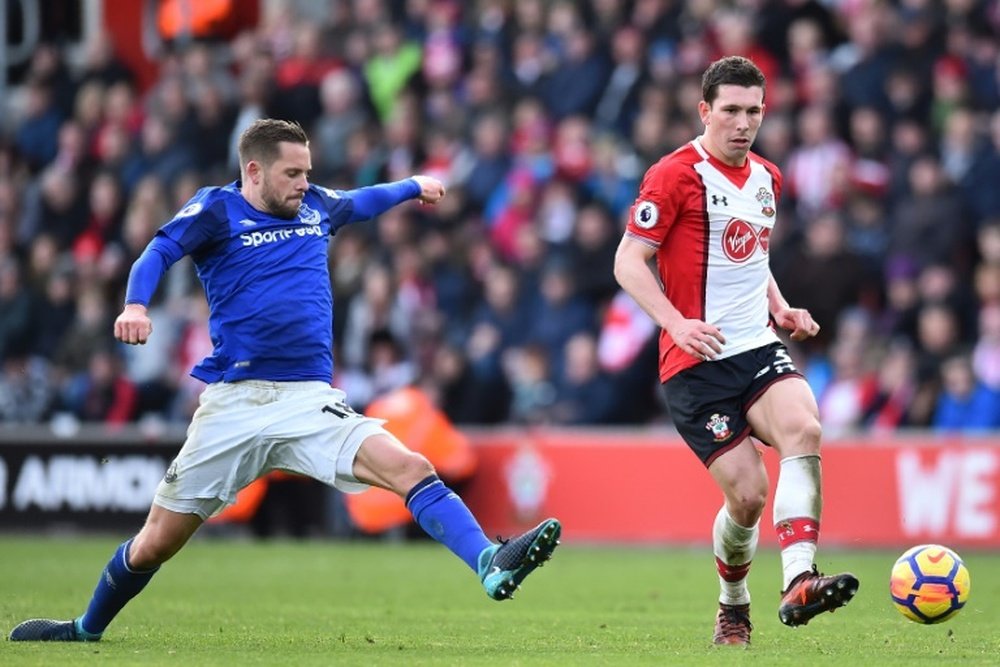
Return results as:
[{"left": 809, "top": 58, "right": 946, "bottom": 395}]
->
[{"left": 298, "top": 204, "right": 321, "bottom": 226}]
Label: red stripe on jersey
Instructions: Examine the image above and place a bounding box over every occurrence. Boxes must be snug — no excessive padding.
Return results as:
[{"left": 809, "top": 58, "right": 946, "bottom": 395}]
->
[{"left": 774, "top": 517, "right": 820, "bottom": 548}]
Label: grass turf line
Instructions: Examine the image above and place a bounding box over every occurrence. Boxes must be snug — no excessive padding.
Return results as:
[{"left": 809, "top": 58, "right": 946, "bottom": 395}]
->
[{"left": 1, "top": 536, "right": 998, "bottom": 666}]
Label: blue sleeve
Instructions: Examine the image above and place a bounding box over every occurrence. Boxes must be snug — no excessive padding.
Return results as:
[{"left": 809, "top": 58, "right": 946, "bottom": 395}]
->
[
  {"left": 124, "top": 234, "right": 186, "bottom": 306},
  {"left": 345, "top": 179, "right": 421, "bottom": 222}
]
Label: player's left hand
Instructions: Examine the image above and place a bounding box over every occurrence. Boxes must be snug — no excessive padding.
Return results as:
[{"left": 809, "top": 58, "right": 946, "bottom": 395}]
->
[
  {"left": 774, "top": 306, "right": 820, "bottom": 342},
  {"left": 412, "top": 175, "right": 445, "bottom": 204}
]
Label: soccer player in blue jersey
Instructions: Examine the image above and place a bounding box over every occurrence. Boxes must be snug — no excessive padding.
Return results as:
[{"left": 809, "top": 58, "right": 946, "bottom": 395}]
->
[{"left": 10, "top": 119, "right": 561, "bottom": 642}]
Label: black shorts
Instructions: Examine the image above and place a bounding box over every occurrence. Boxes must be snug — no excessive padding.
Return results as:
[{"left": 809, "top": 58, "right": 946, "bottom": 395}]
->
[{"left": 662, "top": 342, "right": 804, "bottom": 467}]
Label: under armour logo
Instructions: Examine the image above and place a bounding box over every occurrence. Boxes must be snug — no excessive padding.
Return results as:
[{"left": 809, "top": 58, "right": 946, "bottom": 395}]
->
[{"left": 712, "top": 195, "right": 728, "bottom": 206}]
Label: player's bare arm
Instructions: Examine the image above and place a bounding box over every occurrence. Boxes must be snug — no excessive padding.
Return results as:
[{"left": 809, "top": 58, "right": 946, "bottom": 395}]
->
[
  {"left": 114, "top": 303, "right": 153, "bottom": 345},
  {"left": 614, "top": 235, "right": 725, "bottom": 360},
  {"left": 412, "top": 175, "right": 446, "bottom": 204},
  {"left": 767, "top": 273, "right": 819, "bottom": 342}
]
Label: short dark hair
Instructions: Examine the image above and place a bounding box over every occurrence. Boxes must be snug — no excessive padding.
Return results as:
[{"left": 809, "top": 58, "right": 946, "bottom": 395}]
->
[
  {"left": 237, "top": 118, "right": 309, "bottom": 169},
  {"left": 702, "top": 56, "right": 766, "bottom": 105}
]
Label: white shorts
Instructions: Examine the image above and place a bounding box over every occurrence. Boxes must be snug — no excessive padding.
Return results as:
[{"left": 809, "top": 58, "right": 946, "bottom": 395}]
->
[{"left": 154, "top": 380, "right": 392, "bottom": 519}]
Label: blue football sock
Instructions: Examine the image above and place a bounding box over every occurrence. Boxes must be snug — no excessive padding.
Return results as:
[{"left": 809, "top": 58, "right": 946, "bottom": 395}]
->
[
  {"left": 78, "top": 539, "right": 159, "bottom": 636},
  {"left": 406, "top": 475, "right": 492, "bottom": 572}
]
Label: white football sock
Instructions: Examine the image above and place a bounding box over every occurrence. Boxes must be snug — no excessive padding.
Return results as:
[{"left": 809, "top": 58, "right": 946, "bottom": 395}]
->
[
  {"left": 773, "top": 454, "right": 822, "bottom": 589},
  {"left": 713, "top": 506, "right": 759, "bottom": 605}
]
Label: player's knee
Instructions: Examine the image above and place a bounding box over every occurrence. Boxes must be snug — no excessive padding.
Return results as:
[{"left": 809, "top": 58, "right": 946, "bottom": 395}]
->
[
  {"left": 378, "top": 449, "right": 436, "bottom": 496},
  {"left": 128, "top": 532, "right": 183, "bottom": 569},
  {"left": 800, "top": 416, "right": 822, "bottom": 452},
  {"left": 729, "top": 477, "right": 768, "bottom": 522},
  {"left": 400, "top": 451, "right": 436, "bottom": 486}
]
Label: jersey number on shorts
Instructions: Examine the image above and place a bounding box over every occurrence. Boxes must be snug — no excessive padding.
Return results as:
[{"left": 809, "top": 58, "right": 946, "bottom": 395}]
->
[
  {"left": 773, "top": 348, "right": 797, "bottom": 374},
  {"left": 322, "top": 402, "right": 358, "bottom": 419}
]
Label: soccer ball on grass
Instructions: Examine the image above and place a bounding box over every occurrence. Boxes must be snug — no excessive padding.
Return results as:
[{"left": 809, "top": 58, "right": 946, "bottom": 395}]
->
[{"left": 889, "top": 544, "right": 970, "bottom": 624}]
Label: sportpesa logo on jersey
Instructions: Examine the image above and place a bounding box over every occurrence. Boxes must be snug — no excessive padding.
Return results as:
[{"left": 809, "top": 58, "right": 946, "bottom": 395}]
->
[
  {"left": 241, "top": 225, "right": 325, "bottom": 248},
  {"left": 633, "top": 201, "right": 658, "bottom": 229}
]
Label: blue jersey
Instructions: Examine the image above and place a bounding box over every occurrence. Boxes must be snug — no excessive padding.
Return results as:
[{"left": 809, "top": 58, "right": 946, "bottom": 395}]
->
[{"left": 144, "top": 179, "right": 417, "bottom": 384}]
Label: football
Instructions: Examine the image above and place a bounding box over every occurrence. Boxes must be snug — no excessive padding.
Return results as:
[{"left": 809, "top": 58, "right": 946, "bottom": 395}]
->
[{"left": 889, "top": 544, "right": 971, "bottom": 624}]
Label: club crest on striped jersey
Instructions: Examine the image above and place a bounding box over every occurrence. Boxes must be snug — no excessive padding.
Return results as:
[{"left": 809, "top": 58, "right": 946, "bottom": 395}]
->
[
  {"left": 633, "top": 201, "right": 659, "bottom": 229},
  {"left": 755, "top": 187, "right": 775, "bottom": 217}
]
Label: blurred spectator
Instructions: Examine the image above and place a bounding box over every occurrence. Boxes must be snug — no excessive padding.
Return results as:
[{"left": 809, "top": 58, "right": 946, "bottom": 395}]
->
[
  {"left": 566, "top": 202, "right": 619, "bottom": 308},
  {"left": 0, "top": 355, "right": 54, "bottom": 423},
  {"left": 30, "top": 261, "right": 77, "bottom": 359},
  {"left": 121, "top": 114, "right": 197, "bottom": 194},
  {"left": 963, "top": 109, "right": 1000, "bottom": 221},
  {"left": 911, "top": 302, "right": 964, "bottom": 426},
  {"left": 876, "top": 255, "right": 921, "bottom": 343},
  {"left": 312, "top": 69, "right": 371, "bottom": 179},
  {"left": 14, "top": 81, "right": 64, "bottom": 172},
  {"left": 585, "top": 133, "right": 640, "bottom": 218},
  {"left": 861, "top": 339, "right": 918, "bottom": 430},
  {"left": 74, "top": 171, "right": 125, "bottom": 261},
  {"left": 341, "top": 262, "right": 413, "bottom": 370},
  {"left": 932, "top": 351, "right": 1000, "bottom": 432},
  {"left": 19, "top": 166, "right": 86, "bottom": 250},
  {"left": 525, "top": 258, "right": 597, "bottom": 379},
  {"left": 773, "top": 211, "right": 873, "bottom": 352},
  {"left": 842, "top": 194, "right": 890, "bottom": 273},
  {"left": 60, "top": 347, "right": 139, "bottom": 425},
  {"left": 0, "top": 1, "right": 996, "bottom": 431},
  {"left": 816, "top": 311, "right": 879, "bottom": 436},
  {"left": 784, "top": 105, "right": 853, "bottom": 217},
  {"left": 505, "top": 344, "right": 557, "bottom": 424},
  {"left": 464, "top": 112, "right": 511, "bottom": 208},
  {"left": 364, "top": 23, "right": 422, "bottom": 123},
  {"left": 973, "top": 303, "right": 1000, "bottom": 391},
  {"left": 552, "top": 332, "right": 617, "bottom": 425},
  {"left": 0, "top": 259, "right": 34, "bottom": 361},
  {"left": 78, "top": 33, "right": 134, "bottom": 88},
  {"left": 540, "top": 22, "right": 611, "bottom": 120},
  {"left": 463, "top": 263, "right": 525, "bottom": 421},
  {"left": 54, "top": 288, "right": 115, "bottom": 375},
  {"left": 270, "top": 22, "right": 342, "bottom": 127},
  {"left": 889, "top": 154, "right": 971, "bottom": 270},
  {"left": 593, "top": 26, "right": 645, "bottom": 137}
]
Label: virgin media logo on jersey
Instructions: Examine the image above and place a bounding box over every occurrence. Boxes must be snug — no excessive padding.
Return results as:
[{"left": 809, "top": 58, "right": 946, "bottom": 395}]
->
[{"left": 722, "top": 218, "right": 768, "bottom": 263}]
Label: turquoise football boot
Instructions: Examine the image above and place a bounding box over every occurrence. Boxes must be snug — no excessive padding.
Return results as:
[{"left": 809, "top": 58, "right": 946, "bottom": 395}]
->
[{"left": 478, "top": 518, "right": 561, "bottom": 601}]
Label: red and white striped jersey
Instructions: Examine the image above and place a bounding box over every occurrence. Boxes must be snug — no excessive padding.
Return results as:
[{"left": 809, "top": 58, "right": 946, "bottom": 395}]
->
[{"left": 625, "top": 138, "right": 783, "bottom": 382}]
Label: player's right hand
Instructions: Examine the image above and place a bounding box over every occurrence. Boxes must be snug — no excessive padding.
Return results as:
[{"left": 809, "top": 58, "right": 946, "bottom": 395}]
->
[
  {"left": 114, "top": 303, "right": 153, "bottom": 345},
  {"left": 412, "top": 175, "right": 446, "bottom": 204},
  {"left": 669, "top": 318, "right": 725, "bottom": 361}
]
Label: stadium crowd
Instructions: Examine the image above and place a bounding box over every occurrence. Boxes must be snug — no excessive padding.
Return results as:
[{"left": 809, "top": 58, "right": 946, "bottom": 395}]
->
[{"left": 0, "top": 0, "right": 998, "bottom": 433}]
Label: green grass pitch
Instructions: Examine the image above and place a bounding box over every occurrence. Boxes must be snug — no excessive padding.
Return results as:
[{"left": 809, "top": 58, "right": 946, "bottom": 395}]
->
[{"left": 1, "top": 535, "right": 998, "bottom": 665}]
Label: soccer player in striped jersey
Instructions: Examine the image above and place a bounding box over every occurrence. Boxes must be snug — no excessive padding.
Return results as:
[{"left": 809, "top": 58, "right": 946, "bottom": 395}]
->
[
  {"left": 10, "top": 119, "right": 560, "bottom": 642},
  {"left": 614, "top": 56, "right": 858, "bottom": 646}
]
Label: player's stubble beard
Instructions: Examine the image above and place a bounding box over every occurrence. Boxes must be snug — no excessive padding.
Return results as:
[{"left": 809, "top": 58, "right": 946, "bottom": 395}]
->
[{"left": 261, "top": 175, "right": 302, "bottom": 219}]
